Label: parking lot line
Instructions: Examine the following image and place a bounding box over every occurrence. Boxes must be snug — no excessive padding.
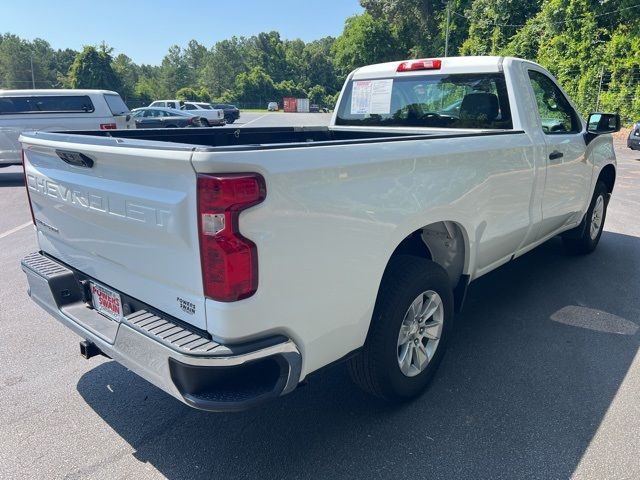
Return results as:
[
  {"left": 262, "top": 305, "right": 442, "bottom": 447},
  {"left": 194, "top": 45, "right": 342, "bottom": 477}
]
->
[
  {"left": 239, "top": 114, "right": 267, "bottom": 128},
  {"left": 0, "top": 221, "right": 32, "bottom": 239}
]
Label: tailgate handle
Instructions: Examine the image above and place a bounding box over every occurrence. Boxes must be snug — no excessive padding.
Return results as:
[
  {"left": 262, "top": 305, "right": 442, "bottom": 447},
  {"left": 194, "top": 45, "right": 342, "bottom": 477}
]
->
[{"left": 56, "top": 150, "right": 94, "bottom": 168}]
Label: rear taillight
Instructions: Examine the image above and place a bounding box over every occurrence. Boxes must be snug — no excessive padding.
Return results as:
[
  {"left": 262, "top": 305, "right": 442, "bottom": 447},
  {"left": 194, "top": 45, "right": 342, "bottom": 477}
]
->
[
  {"left": 397, "top": 59, "right": 442, "bottom": 72},
  {"left": 197, "top": 173, "right": 266, "bottom": 302},
  {"left": 100, "top": 123, "right": 117, "bottom": 130},
  {"left": 21, "top": 149, "right": 36, "bottom": 225}
]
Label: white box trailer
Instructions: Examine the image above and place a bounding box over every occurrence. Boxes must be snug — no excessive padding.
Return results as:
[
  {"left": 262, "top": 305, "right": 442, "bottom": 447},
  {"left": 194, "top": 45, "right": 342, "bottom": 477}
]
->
[{"left": 296, "top": 98, "right": 309, "bottom": 113}]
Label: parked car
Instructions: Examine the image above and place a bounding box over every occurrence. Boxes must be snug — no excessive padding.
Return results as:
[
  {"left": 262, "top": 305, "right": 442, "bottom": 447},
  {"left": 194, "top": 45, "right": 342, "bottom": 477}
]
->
[
  {"left": 628, "top": 122, "right": 640, "bottom": 150},
  {"left": 131, "top": 107, "right": 203, "bottom": 128},
  {"left": 211, "top": 103, "right": 240, "bottom": 124},
  {"left": 267, "top": 102, "right": 279, "bottom": 111},
  {"left": 0, "top": 89, "right": 134, "bottom": 167},
  {"left": 20, "top": 56, "right": 619, "bottom": 413},
  {"left": 149, "top": 100, "right": 225, "bottom": 126},
  {"left": 309, "top": 104, "right": 320, "bottom": 113}
]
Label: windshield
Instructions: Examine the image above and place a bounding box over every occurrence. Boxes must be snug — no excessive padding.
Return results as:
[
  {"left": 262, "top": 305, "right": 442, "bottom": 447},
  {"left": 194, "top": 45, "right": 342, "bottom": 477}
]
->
[
  {"left": 104, "top": 94, "right": 130, "bottom": 115},
  {"left": 335, "top": 73, "right": 512, "bottom": 130}
]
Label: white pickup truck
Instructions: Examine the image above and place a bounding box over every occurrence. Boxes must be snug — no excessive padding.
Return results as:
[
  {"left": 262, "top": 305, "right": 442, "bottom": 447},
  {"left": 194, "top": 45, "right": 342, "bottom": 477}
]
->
[{"left": 20, "top": 56, "right": 620, "bottom": 412}]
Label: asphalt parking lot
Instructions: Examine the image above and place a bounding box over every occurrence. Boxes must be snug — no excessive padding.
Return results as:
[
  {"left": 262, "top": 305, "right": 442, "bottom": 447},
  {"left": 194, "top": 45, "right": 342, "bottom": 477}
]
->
[{"left": 1, "top": 116, "right": 639, "bottom": 479}]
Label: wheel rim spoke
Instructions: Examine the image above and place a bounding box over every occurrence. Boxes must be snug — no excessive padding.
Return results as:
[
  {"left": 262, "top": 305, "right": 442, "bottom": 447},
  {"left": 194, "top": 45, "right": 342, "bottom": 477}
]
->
[
  {"left": 398, "top": 324, "right": 412, "bottom": 346},
  {"left": 399, "top": 343, "right": 413, "bottom": 375},
  {"left": 414, "top": 343, "right": 428, "bottom": 369},
  {"left": 411, "top": 295, "right": 424, "bottom": 319},
  {"left": 422, "top": 297, "right": 440, "bottom": 321},
  {"left": 423, "top": 320, "right": 441, "bottom": 340}
]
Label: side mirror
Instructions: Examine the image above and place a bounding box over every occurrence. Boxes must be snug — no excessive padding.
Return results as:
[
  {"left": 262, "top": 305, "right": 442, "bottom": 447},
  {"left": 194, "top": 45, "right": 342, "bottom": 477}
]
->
[{"left": 587, "top": 113, "right": 621, "bottom": 135}]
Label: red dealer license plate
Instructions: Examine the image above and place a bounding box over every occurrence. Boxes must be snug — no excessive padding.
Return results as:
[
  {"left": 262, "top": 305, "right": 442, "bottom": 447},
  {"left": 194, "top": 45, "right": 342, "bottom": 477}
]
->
[{"left": 90, "top": 281, "right": 123, "bottom": 322}]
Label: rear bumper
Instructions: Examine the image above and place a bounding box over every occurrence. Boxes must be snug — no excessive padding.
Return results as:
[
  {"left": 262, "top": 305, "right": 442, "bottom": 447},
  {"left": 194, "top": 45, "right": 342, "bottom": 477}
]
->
[{"left": 21, "top": 252, "right": 302, "bottom": 412}]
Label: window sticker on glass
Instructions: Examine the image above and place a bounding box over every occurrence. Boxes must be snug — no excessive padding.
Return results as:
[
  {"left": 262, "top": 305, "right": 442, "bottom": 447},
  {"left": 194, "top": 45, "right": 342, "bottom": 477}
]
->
[
  {"left": 351, "top": 80, "right": 373, "bottom": 114},
  {"left": 370, "top": 79, "right": 393, "bottom": 114},
  {"left": 350, "top": 79, "right": 394, "bottom": 115}
]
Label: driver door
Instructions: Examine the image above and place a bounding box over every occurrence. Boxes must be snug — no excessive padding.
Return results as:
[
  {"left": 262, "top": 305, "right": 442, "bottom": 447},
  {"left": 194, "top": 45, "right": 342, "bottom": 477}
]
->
[{"left": 527, "top": 69, "right": 591, "bottom": 238}]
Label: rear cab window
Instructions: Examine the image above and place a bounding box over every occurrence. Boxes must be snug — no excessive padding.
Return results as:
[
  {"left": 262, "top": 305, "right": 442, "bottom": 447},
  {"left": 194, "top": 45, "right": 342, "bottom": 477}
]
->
[
  {"left": 0, "top": 95, "right": 95, "bottom": 114},
  {"left": 103, "top": 94, "right": 130, "bottom": 116},
  {"left": 335, "top": 73, "right": 513, "bottom": 130}
]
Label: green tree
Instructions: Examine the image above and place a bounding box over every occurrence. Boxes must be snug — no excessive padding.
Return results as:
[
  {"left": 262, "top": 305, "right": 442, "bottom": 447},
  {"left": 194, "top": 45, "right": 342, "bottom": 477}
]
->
[
  {"left": 175, "top": 86, "right": 200, "bottom": 101},
  {"left": 275, "top": 79, "right": 306, "bottom": 99},
  {"left": 307, "top": 85, "right": 327, "bottom": 106},
  {"left": 112, "top": 54, "right": 139, "bottom": 102},
  {"left": 231, "top": 66, "right": 276, "bottom": 106},
  {"left": 67, "top": 44, "right": 122, "bottom": 91},
  {"left": 332, "top": 13, "right": 404, "bottom": 77},
  {"left": 158, "top": 45, "right": 192, "bottom": 97},
  {"left": 460, "top": 0, "right": 542, "bottom": 55},
  {"left": 201, "top": 37, "right": 249, "bottom": 97}
]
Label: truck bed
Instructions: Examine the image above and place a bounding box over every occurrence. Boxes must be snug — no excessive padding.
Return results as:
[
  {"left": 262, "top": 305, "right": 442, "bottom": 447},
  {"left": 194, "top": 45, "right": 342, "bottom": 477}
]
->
[{"left": 61, "top": 125, "right": 521, "bottom": 151}]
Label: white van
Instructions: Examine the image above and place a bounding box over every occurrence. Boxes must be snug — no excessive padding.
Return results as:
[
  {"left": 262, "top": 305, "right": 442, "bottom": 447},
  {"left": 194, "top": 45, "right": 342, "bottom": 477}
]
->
[{"left": 0, "top": 89, "right": 135, "bottom": 166}]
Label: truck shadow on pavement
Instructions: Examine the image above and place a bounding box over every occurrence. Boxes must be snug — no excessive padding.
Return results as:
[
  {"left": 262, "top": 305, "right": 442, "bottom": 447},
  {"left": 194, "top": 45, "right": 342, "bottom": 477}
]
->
[{"left": 77, "top": 232, "right": 640, "bottom": 480}]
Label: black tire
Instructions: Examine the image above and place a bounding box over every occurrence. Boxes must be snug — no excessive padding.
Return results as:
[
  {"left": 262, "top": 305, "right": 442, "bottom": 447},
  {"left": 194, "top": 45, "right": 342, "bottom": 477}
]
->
[
  {"left": 201, "top": 119, "right": 210, "bottom": 127},
  {"left": 165, "top": 124, "right": 177, "bottom": 128},
  {"left": 348, "top": 255, "right": 454, "bottom": 402},
  {"left": 562, "top": 181, "right": 609, "bottom": 255},
  {"left": 227, "top": 117, "right": 235, "bottom": 124}
]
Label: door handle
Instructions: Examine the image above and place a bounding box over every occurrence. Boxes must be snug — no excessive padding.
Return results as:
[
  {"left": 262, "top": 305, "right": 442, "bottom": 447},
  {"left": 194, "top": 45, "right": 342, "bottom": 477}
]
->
[{"left": 549, "top": 150, "right": 564, "bottom": 160}]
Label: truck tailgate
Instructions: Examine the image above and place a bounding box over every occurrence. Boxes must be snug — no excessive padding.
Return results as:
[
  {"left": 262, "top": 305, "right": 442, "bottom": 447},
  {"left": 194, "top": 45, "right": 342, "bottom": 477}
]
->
[{"left": 21, "top": 133, "right": 207, "bottom": 330}]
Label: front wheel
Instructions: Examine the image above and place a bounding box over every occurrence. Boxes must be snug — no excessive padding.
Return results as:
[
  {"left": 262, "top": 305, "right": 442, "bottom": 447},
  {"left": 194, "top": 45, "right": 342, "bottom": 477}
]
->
[
  {"left": 562, "top": 181, "right": 609, "bottom": 255},
  {"left": 348, "top": 256, "right": 453, "bottom": 402}
]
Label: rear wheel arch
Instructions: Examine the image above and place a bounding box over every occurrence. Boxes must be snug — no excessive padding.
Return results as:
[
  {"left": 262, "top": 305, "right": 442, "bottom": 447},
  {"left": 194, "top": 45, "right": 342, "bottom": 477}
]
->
[
  {"left": 378, "top": 221, "right": 470, "bottom": 316},
  {"left": 386, "top": 221, "right": 469, "bottom": 288}
]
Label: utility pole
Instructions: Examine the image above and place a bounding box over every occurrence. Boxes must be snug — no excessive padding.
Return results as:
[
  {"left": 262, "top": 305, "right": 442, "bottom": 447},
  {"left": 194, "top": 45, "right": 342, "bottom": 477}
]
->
[
  {"left": 30, "top": 54, "right": 35, "bottom": 89},
  {"left": 595, "top": 66, "right": 604, "bottom": 112},
  {"left": 444, "top": 1, "right": 451, "bottom": 57}
]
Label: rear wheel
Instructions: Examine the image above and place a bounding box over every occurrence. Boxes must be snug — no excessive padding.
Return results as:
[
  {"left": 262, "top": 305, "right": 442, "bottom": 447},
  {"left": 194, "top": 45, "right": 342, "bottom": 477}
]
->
[
  {"left": 226, "top": 117, "right": 235, "bottom": 124},
  {"left": 562, "top": 181, "right": 609, "bottom": 254},
  {"left": 201, "top": 119, "right": 210, "bottom": 127},
  {"left": 348, "top": 256, "right": 453, "bottom": 402}
]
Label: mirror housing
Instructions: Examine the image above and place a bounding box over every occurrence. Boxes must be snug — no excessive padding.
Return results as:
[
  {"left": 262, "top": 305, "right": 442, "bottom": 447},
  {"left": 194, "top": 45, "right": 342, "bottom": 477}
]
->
[{"left": 587, "top": 112, "right": 621, "bottom": 135}]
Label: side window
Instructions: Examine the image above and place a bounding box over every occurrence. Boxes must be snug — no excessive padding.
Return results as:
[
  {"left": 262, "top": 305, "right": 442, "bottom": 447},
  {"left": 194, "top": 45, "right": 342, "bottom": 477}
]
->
[
  {"left": 528, "top": 70, "right": 580, "bottom": 134},
  {"left": 0, "top": 95, "right": 94, "bottom": 114},
  {"left": 167, "top": 102, "right": 177, "bottom": 109},
  {"left": 184, "top": 104, "right": 196, "bottom": 110}
]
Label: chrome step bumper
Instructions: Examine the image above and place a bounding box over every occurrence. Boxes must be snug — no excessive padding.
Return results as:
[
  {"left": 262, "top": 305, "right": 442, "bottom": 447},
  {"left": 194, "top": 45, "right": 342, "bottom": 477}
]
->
[{"left": 21, "top": 252, "right": 302, "bottom": 412}]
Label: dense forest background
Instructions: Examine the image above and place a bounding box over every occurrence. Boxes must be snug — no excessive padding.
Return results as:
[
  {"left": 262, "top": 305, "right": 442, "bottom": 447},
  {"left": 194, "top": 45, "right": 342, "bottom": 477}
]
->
[{"left": 1, "top": 0, "right": 638, "bottom": 121}]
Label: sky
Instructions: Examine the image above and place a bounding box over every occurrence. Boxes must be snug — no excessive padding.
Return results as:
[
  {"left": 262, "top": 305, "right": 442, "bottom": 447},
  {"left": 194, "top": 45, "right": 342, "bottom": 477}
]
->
[{"left": 1, "top": 0, "right": 364, "bottom": 65}]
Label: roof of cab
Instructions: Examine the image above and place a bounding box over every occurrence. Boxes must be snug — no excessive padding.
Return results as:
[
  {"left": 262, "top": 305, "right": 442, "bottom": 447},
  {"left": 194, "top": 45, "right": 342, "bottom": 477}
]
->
[
  {"left": 0, "top": 89, "right": 119, "bottom": 96},
  {"left": 351, "top": 56, "right": 525, "bottom": 79}
]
